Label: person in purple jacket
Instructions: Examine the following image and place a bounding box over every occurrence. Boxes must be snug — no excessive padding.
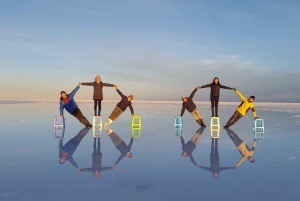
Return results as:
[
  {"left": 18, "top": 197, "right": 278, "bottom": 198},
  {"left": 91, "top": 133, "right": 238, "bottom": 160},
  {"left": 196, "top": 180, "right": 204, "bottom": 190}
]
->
[
  {"left": 59, "top": 127, "right": 91, "bottom": 171},
  {"left": 78, "top": 138, "right": 115, "bottom": 178},
  {"left": 104, "top": 86, "right": 134, "bottom": 127},
  {"left": 181, "top": 127, "right": 205, "bottom": 168},
  {"left": 180, "top": 86, "right": 206, "bottom": 127},
  {"left": 105, "top": 127, "right": 134, "bottom": 167},
  {"left": 80, "top": 75, "right": 117, "bottom": 116},
  {"left": 59, "top": 83, "right": 92, "bottom": 127}
]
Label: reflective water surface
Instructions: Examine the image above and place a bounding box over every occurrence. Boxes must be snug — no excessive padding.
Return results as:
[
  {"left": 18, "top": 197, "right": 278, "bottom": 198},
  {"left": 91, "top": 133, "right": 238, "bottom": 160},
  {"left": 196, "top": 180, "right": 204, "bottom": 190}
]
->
[{"left": 0, "top": 101, "right": 299, "bottom": 201}]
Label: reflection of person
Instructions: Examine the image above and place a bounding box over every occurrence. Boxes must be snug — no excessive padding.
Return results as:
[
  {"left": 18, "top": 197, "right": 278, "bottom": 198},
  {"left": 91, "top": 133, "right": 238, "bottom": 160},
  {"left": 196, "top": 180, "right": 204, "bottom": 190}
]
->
[
  {"left": 180, "top": 128, "right": 205, "bottom": 168},
  {"left": 104, "top": 86, "right": 134, "bottom": 127},
  {"left": 59, "top": 127, "right": 91, "bottom": 171},
  {"left": 105, "top": 128, "right": 134, "bottom": 166},
  {"left": 180, "top": 87, "right": 206, "bottom": 127},
  {"left": 200, "top": 139, "right": 234, "bottom": 178},
  {"left": 200, "top": 77, "right": 234, "bottom": 117},
  {"left": 78, "top": 138, "right": 115, "bottom": 178},
  {"left": 225, "top": 128, "right": 256, "bottom": 167},
  {"left": 80, "top": 75, "right": 116, "bottom": 116},
  {"left": 59, "top": 83, "right": 92, "bottom": 127},
  {"left": 224, "top": 90, "right": 256, "bottom": 128}
]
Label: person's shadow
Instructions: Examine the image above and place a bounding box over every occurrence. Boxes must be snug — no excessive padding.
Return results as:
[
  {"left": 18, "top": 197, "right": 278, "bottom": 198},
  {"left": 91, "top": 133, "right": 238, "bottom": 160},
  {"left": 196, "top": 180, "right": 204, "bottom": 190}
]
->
[
  {"left": 78, "top": 137, "right": 115, "bottom": 178},
  {"left": 200, "top": 138, "right": 234, "bottom": 178},
  {"left": 58, "top": 127, "right": 91, "bottom": 171},
  {"left": 180, "top": 127, "right": 205, "bottom": 168}
]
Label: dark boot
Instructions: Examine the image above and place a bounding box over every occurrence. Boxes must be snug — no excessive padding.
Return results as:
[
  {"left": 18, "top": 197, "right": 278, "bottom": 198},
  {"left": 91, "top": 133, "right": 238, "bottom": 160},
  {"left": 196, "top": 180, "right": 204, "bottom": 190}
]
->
[
  {"left": 199, "top": 118, "right": 206, "bottom": 128},
  {"left": 215, "top": 107, "right": 219, "bottom": 117},
  {"left": 196, "top": 119, "right": 202, "bottom": 126},
  {"left": 94, "top": 108, "right": 97, "bottom": 116},
  {"left": 211, "top": 107, "right": 215, "bottom": 117},
  {"left": 98, "top": 108, "right": 101, "bottom": 116}
]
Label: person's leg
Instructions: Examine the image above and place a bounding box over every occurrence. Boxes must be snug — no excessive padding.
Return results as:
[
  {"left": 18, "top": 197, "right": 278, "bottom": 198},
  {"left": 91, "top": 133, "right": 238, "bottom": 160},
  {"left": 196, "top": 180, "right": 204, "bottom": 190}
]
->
[
  {"left": 224, "top": 111, "right": 239, "bottom": 127},
  {"left": 98, "top": 99, "right": 102, "bottom": 116},
  {"left": 190, "top": 132, "right": 202, "bottom": 146},
  {"left": 192, "top": 109, "right": 206, "bottom": 127},
  {"left": 97, "top": 138, "right": 101, "bottom": 153},
  {"left": 94, "top": 100, "right": 97, "bottom": 116},
  {"left": 77, "top": 108, "right": 92, "bottom": 127},
  {"left": 215, "top": 97, "right": 219, "bottom": 117},
  {"left": 225, "top": 129, "right": 241, "bottom": 147},
  {"left": 226, "top": 112, "right": 243, "bottom": 128},
  {"left": 93, "top": 138, "right": 96, "bottom": 154},
  {"left": 210, "top": 96, "right": 215, "bottom": 117},
  {"left": 105, "top": 107, "right": 123, "bottom": 127}
]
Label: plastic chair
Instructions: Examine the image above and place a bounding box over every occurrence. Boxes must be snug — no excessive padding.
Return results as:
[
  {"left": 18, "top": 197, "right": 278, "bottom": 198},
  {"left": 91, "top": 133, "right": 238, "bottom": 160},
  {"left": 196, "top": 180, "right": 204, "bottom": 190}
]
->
[
  {"left": 132, "top": 115, "right": 141, "bottom": 129},
  {"left": 54, "top": 116, "right": 65, "bottom": 129},
  {"left": 254, "top": 131, "right": 264, "bottom": 141},
  {"left": 93, "top": 116, "right": 102, "bottom": 129},
  {"left": 210, "top": 117, "right": 220, "bottom": 139},
  {"left": 174, "top": 116, "right": 183, "bottom": 128},
  {"left": 253, "top": 118, "right": 264, "bottom": 133}
]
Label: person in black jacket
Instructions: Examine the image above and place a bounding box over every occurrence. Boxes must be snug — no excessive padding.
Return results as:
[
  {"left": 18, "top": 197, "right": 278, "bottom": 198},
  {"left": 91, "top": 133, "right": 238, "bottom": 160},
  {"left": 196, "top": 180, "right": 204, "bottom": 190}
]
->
[
  {"left": 80, "top": 75, "right": 117, "bottom": 116},
  {"left": 104, "top": 86, "right": 134, "bottom": 127},
  {"left": 181, "top": 127, "right": 205, "bottom": 168},
  {"left": 105, "top": 127, "right": 134, "bottom": 167},
  {"left": 200, "top": 138, "right": 234, "bottom": 178},
  {"left": 200, "top": 77, "right": 235, "bottom": 117},
  {"left": 78, "top": 138, "right": 115, "bottom": 178},
  {"left": 180, "top": 86, "right": 206, "bottom": 127}
]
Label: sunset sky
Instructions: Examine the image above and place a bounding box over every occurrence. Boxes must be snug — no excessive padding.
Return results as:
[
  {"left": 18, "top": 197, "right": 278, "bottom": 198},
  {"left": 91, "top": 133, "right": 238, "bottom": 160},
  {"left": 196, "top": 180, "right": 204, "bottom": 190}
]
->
[{"left": 1, "top": 0, "right": 299, "bottom": 102}]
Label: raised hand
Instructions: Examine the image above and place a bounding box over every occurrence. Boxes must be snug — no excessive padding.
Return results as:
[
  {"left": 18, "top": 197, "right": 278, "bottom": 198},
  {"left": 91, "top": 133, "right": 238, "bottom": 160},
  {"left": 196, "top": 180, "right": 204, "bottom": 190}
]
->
[
  {"left": 197, "top": 86, "right": 201, "bottom": 89},
  {"left": 231, "top": 88, "right": 236, "bottom": 91},
  {"left": 78, "top": 82, "right": 81, "bottom": 86}
]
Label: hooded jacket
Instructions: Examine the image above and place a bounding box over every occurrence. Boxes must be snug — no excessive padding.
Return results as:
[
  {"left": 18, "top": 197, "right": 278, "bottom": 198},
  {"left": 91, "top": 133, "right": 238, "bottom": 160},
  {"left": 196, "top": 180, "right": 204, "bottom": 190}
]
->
[
  {"left": 115, "top": 89, "right": 134, "bottom": 114},
  {"left": 235, "top": 90, "right": 257, "bottom": 118},
  {"left": 180, "top": 88, "right": 198, "bottom": 116},
  {"left": 235, "top": 141, "right": 256, "bottom": 167}
]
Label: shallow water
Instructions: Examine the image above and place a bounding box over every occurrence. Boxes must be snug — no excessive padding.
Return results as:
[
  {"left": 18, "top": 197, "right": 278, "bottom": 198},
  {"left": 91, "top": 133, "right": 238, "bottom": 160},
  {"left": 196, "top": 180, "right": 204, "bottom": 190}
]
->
[{"left": 0, "top": 101, "right": 299, "bottom": 201}]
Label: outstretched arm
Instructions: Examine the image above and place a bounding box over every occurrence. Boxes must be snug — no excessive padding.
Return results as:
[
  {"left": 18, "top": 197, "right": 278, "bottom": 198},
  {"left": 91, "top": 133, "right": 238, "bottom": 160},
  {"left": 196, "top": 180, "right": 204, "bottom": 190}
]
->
[
  {"left": 59, "top": 102, "right": 64, "bottom": 115},
  {"left": 129, "top": 104, "right": 134, "bottom": 115},
  {"left": 200, "top": 166, "right": 212, "bottom": 172},
  {"left": 220, "top": 84, "right": 233, "bottom": 90},
  {"left": 251, "top": 107, "right": 257, "bottom": 118},
  {"left": 102, "top": 83, "right": 115, "bottom": 87},
  {"left": 69, "top": 86, "right": 80, "bottom": 99},
  {"left": 79, "top": 168, "right": 92, "bottom": 172},
  {"left": 251, "top": 140, "right": 257, "bottom": 152},
  {"left": 188, "top": 155, "right": 198, "bottom": 167},
  {"left": 235, "top": 90, "right": 247, "bottom": 101},
  {"left": 180, "top": 106, "right": 185, "bottom": 116},
  {"left": 180, "top": 137, "right": 185, "bottom": 147},
  {"left": 59, "top": 139, "right": 63, "bottom": 155},
  {"left": 189, "top": 88, "right": 198, "bottom": 99},
  {"left": 115, "top": 155, "right": 125, "bottom": 165},
  {"left": 200, "top": 84, "right": 211, "bottom": 88},
  {"left": 68, "top": 157, "right": 79, "bottom": 168},
  {"left": 81, "top": 82, "right": 94, "bottom": 86},
  {"left": 116, "top": 89, "right": 125, "bottom": 98},
  {"left": 128, "top": 137, "right": 134, "bottom": 149},
  {"left": 219, "top": 167, "right": 234, "bottom": 171},
  {"left": 235, "top": 157, "right": 247, "bottom": 167}
]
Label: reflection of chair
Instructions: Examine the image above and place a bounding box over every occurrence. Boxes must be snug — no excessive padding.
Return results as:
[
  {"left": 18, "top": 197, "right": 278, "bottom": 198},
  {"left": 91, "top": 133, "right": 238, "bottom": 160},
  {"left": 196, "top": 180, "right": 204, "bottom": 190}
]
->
[
  {"left": 253, "top": 118, "right": 264, "bottom": 132},
  {"left": 132, "top": 127, "right": 141, "bottom": 138},
  {"left": 93, "top": 116, "right": 102, "bottom": 129},
  {"left": 210, "top": 117, "right": 220, "bottom": 138},
  {"left": 131, "top": 115, "right": 141, "bottom": 138},
  {"left": 174, "top": 127, "right": 183, "bottom": 137},
  {"left": 93, "top": 127, "right": 102, "bottom": 138},
  {"left": 54, "top": 126, "right": 65, "bottom": 139},
  {"left": 254, "top": 131, "right": 264, "bottom": 141},
  {"left": 54, "top": 116, "right": 65, "bottom": 129},
  {"left": 174, "top": 116, "right": 183, "bottom": 128}
]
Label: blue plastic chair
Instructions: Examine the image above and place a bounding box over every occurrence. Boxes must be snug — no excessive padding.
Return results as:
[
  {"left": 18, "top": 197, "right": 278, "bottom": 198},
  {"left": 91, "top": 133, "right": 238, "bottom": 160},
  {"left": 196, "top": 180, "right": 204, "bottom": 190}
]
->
[
  {"left": 174, "top": 116, "right": 183, "bottom": 128},
  {"left": 174, "top": 127, "right": 183, "bottom": 137},
  {"left": 253, "top": 118, "right": 264, "bottom": 133}
]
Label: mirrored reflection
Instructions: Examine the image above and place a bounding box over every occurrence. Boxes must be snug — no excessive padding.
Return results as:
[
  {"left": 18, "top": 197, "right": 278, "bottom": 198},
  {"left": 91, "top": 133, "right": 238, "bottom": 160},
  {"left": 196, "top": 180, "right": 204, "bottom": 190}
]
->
[
  {"left": 58, "top": 127, "right": 91, "bottom": 171},
  {"left": 200, "top": 138, "right": 235, "bottom": 178},
  {"left": 105, "top": 127, "right": 135, "bottom": 167},
  {"left": 180, "top": 127, "right": 205, "bottom": 168},
  {"left": 78, "top": 137, "right": 115, "bottom": 178},
  {"left": 225, "top": 128, "right": 256, "bottom": 168}
]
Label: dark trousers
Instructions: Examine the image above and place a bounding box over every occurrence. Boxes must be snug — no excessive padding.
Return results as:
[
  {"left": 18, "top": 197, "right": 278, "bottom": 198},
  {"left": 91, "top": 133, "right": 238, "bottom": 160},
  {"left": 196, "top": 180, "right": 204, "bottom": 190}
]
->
[
  {"left": 94, "top": 99, "right": 102, "bottom": 116},
  {"left": 211, "top": 139, "right": 219, "bottom": 159},
  {"left": 225, "top": 111, "right": 243, "bottom": 127},
  {"left": 210, "top": 96, "right": 219, "bottom": 108},
  {"left": 70, "top": 127, "right": 90, "bottom": 146},
  {"left": 71, "top": 108, "right": 91, "bottom": 126}
]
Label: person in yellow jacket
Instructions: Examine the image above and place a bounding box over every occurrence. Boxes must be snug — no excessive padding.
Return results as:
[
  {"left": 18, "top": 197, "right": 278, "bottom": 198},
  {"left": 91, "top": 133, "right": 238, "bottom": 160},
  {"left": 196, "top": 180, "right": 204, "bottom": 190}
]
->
[
  {"left": 225, "top": 128, "right": 256, "bottom": 167},
  {"left": 224, "top": 89, "right": 257, "bottom": 128}
]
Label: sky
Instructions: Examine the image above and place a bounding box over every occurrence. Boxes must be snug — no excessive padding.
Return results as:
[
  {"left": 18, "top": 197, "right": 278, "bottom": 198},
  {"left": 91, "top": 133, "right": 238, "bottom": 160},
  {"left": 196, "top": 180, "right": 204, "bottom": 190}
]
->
[{"left": 0, "top": 0, "right": 299, "bottom": 102}]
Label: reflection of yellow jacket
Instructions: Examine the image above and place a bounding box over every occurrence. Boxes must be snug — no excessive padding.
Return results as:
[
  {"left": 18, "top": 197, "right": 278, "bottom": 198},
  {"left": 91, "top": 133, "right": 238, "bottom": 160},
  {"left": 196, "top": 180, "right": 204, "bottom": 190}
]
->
[
  {"left": 235, "top": 141, "right": 256, "bottom": 167},
  {"left": 235, "top": 90, "right": 257, "bottom": 118}
]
